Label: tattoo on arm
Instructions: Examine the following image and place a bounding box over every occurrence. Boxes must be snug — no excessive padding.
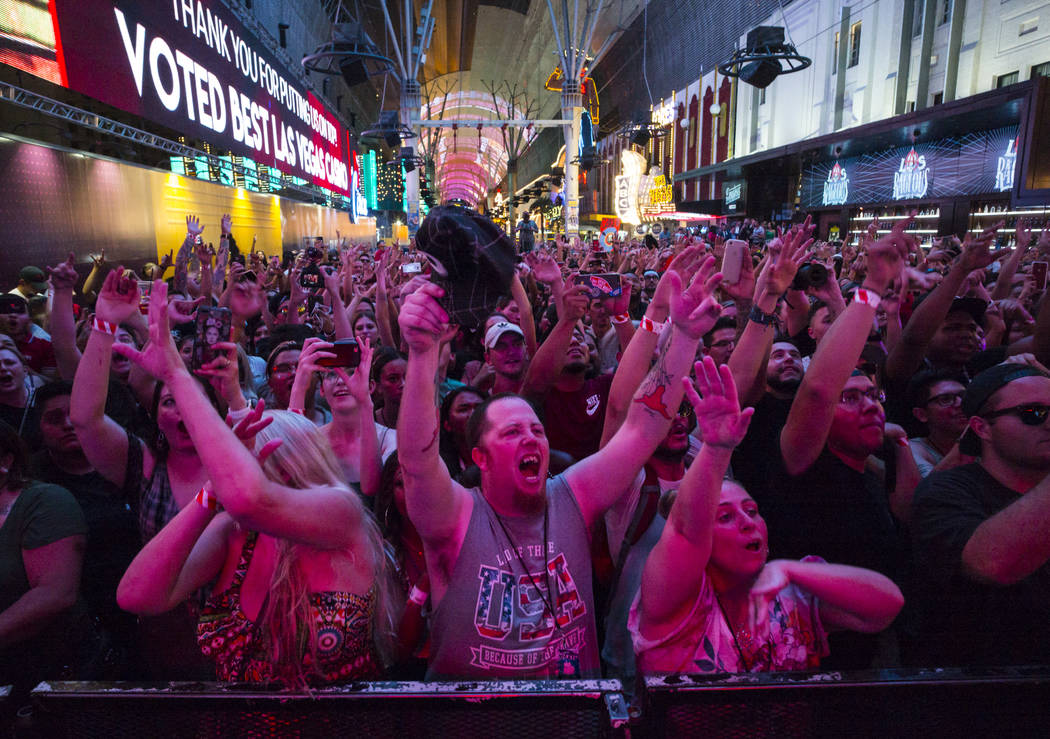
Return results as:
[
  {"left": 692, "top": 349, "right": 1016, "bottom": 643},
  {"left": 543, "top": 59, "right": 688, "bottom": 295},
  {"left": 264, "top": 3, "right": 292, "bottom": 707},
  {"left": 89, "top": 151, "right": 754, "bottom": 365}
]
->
[
  {"left": 421, "top": 427, "right": 439, "bottom": 453},
  {"left": 632, "top": 338, "right": 674, "bottom": 419}
]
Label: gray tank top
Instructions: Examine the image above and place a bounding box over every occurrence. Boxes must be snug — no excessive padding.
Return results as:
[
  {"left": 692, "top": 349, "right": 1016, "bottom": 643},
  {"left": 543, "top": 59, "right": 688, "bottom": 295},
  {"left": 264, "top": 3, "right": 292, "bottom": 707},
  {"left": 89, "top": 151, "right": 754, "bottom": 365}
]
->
[{"left": 426, "top": 474, "right": 600, "bottom": 680}]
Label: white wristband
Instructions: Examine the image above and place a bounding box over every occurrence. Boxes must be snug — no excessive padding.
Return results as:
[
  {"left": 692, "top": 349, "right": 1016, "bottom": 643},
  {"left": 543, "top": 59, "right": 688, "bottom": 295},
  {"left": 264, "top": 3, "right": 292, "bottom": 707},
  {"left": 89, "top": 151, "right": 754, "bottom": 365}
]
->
[{"left": 408, "top": 585, "right": 428, "bottom": 606}]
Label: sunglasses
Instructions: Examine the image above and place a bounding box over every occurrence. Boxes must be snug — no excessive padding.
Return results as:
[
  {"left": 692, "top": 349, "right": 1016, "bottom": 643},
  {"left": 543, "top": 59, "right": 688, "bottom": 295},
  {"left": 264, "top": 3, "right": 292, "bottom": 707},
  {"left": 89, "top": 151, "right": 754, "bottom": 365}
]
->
[{"left": 982, "top": 403, "right": 1050, "bottom": 426}]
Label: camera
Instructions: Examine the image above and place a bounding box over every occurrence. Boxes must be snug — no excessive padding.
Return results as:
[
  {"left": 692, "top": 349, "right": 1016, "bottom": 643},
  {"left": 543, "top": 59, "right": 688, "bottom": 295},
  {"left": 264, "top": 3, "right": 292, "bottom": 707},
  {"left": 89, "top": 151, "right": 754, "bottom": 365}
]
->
[{"left": 791, "top": 262, "right": 829, "bottom": 291}]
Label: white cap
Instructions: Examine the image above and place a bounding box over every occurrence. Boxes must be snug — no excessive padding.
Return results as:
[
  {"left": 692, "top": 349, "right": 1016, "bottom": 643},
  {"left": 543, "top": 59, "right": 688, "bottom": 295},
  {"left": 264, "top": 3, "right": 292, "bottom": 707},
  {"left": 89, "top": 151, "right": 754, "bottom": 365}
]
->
[{"left": 484, "top": 321, "right": 525, "bottom": 349}]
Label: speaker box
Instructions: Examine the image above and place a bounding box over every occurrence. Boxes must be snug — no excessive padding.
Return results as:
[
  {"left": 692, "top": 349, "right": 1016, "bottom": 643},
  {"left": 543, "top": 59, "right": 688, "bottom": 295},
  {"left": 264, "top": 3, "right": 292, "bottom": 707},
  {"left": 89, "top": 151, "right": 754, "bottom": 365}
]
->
[
  {"left": 746, "top": 25, "right": 785, "bottom": 52},
  {"left": 738, "top": 58, "right": 781, "bottom": 88}
]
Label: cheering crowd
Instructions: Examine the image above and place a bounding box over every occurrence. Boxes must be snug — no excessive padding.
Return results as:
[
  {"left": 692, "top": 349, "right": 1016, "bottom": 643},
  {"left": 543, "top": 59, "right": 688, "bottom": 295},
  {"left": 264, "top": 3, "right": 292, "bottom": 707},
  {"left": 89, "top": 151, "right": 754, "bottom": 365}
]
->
[{"left": 3, "top": 206, "right": 1050, "bottom": 697}]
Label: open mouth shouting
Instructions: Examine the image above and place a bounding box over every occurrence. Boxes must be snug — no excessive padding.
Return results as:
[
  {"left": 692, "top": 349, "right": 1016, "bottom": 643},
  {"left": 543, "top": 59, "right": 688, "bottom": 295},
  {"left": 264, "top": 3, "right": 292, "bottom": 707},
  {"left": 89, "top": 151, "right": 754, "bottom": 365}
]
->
[{"left": 518, "top": 453, "right": 542, "bottom": 483}]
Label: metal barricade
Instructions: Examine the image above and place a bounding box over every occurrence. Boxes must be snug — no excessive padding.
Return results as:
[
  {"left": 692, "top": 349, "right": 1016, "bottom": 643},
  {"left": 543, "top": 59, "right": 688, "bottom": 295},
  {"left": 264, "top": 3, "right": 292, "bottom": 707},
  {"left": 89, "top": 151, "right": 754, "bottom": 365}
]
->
[
  {"left": 30, "top": 679, "right": 630, "bottom": 739},
  {"left": 641, "top": 666, "right": 1050, "bottom": 738}
]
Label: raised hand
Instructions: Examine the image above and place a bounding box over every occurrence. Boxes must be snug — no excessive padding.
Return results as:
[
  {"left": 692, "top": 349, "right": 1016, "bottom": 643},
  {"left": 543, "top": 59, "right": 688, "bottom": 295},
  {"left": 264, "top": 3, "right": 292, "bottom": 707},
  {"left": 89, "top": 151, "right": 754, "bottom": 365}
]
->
[
  {"left": 194, "top": 341, "right": 242, "bottom": 405},
  {"left": 90, "top": 248, "right": 107, "bottom": 268},
  {"left": 186, "top": 215, "right": 204, "bottom": 239},
  {"left": 221, "top": 214, "right": 232, "bottom": 236},
  {"left": 398, "top": 282, "right": 449, "bottom": 353},
  {"left": 48, "top": 252, "right": 79, "bottom": 292},
  {"left": 95, "top": 268, "right": 141, "bottom": 325},
  {"left": 682, "top": 356, "right": 754, "bottom": 449},
  {"left": 225, "top": 399, "right": 280, "bottom": 462},
  {"left": 526, "top": 251, "right": 562, "bottom": 285},
  {"left": 864, "top": 211, "right": 919, "bottom": 293},
  {"left": 651, "top": 244, "right": 704, "bottom": 316},
  {"left": 668, "top": 255, "right": 724, "bottom": 339},
  {"left": 157, "top": 250, "right": 174, "bottom": 273},
  {"left": 958, "top": 220, "right": 1005, "bottom": 273},
  {"left": 110, "top": 281, "right": 184, "bottom": 383},
  {"left": 168, "top": 295, "right": 204, "bottom": 323}
]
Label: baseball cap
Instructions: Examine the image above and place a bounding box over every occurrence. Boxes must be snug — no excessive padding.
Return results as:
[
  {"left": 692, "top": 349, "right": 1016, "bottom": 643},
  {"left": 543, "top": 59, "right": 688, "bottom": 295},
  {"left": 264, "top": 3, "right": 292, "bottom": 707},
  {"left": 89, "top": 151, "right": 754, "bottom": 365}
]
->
[
  {"left": 958, "top": 363, "right": 1049, "bottom": 455},
  {"left": 484, "top": 321, "right": 524, "bottom": 350},
  {"left": 912, "top": 294, "right": 988, "bottom": 327},
  {"left": 19, "top": 266, "right": 47, "bottom": 293}
]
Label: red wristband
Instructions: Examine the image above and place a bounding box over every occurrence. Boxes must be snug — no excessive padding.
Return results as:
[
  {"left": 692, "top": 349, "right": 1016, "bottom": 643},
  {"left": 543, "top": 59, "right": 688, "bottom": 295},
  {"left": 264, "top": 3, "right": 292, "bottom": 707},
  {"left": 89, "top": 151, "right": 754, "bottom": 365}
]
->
[
  {"left": 92, "top": 317, "right": 119, "bottom": 336},
  {"left": 194, "top": 486, "right": 221, "bottom": 512},
  {"left": 611, "top": 313, "right": 631, "bottom": 324},
  {"left": 852, "top": 288, "right": 882, "bottom": 310},
  {"left": 640, "top": 316, "right": 665, "bottom": 334}
]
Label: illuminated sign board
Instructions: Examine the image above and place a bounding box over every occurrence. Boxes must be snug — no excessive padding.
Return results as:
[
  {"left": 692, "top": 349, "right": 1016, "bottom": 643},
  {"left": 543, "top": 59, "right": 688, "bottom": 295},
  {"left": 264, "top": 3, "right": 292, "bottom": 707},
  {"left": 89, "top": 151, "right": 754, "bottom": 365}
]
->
[
  {"left": 5, "top": 1, "right": 351, "bottom": 195},
  {"left": 892, "top": 148, "right": 930, "bottom": 200},
  {"left": 801, "top": 126, "right": 1018, "bottom": 208},
  {"left": 822, "top": 162, "right": 849, "bottom": 206},
  {"left": 996, "top": 138, "right": 1017, "bottom": 192},
  {"left": 614, "top": 150, "right": 647, "bottom": 225},
  {"left": 652, "top": 100, "right": 675, "bottom": 126},
  {"left": 644, "top": 175, "right": 675, "bottom": 214}
]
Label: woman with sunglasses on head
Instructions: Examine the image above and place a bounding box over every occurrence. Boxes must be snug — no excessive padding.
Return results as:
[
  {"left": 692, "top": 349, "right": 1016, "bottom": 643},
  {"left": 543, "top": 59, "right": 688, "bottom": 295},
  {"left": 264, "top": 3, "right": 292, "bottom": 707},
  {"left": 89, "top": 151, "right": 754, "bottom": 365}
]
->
[
  {"left": 116, "top": 281, "right": 399, "bottom": 686},
  {"left": 70, "top": 269, "right": 242, "bottom": 678},
  {"left": 630, "top": 358, "right": 904, "bottom": 675}
]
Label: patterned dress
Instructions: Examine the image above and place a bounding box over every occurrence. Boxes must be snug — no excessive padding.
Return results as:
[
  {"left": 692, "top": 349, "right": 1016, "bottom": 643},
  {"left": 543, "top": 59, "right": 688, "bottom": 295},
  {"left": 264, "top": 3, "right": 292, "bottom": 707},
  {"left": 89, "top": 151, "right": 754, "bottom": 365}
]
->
[{"left": 197, "top": 532, "right": 380, "bottom": 683}]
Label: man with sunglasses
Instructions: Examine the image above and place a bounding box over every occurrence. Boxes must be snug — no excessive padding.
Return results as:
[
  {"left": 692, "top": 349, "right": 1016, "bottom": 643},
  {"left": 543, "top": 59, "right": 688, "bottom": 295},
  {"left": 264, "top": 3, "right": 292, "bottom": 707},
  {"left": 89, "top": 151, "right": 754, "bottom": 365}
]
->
[{"left": 912, "top": 362, "right": 1050, "bottom": 666}]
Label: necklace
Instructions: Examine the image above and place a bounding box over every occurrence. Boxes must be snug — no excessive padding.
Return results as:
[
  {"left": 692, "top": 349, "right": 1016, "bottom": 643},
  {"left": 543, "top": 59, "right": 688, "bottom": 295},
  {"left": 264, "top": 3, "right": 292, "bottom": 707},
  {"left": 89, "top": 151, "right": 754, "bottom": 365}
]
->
[
  {"left": 489, "top": 499, "right": 560, "bottom": 633},
  {"left": 715, "top": 593, "right": 755, "bottom": 672}
]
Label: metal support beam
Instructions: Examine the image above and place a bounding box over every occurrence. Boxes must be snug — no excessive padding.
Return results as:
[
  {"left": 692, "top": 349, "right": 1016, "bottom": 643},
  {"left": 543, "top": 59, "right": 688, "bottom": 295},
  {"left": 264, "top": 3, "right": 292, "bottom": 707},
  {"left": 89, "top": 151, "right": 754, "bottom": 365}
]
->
[
  {"left": 411, "top": 119, "right": 572, "bottom": 128},
  {"left": 0, "top": 82, "right": 337, "bottom": 204}
]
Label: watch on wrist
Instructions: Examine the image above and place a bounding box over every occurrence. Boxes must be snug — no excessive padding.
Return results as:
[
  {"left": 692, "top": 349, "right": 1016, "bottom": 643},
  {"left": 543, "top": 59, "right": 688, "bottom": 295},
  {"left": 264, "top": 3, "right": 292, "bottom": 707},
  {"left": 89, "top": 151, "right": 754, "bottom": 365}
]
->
[{"left": 748, "top": 304, "right": 777, "bottom": 326}]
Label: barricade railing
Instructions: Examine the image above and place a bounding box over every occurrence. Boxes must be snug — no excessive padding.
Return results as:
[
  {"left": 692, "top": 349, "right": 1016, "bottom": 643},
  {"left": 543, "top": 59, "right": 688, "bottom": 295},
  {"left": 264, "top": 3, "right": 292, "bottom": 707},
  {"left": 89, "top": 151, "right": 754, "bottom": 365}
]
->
[
  {"left": 641, "top": 666, "right": 1050, "bottom": 738},
  {"left": 20, "top": 667, "right": 1050, "bottom": 738},
  {"left": 27, "top": 679, "right": 630, "bottom": 739}
]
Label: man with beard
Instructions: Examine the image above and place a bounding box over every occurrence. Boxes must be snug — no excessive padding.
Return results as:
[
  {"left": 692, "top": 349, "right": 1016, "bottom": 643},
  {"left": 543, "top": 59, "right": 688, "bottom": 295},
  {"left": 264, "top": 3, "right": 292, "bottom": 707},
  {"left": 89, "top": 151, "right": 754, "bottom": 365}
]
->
[
  {"left": 484, "top": 321, "right": 528, "bottom": 395},
  {"left": 912, "top": 363, "right": 1050, "bottom": 665},
  {"left": 396, "top": 247, "right": 723, "bottom": 679},
  {"left": 521, "top": 282, "right": 611, "bottom": 461}
]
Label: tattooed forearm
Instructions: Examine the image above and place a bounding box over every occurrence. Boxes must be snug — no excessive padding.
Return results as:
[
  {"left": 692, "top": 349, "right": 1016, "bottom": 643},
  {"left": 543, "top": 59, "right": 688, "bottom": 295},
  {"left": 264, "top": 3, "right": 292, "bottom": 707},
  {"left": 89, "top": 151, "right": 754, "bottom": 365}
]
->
[
  {"left": 421, "top": 427, "right": 439, "bottom": 453},
  {"left": 632, "top": 332, "right": 675, "bottom": 419}
]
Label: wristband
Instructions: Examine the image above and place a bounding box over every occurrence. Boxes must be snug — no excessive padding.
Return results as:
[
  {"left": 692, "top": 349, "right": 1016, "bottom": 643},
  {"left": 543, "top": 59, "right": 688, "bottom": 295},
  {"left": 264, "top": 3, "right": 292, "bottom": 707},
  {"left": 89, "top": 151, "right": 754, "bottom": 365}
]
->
[
  {"left": 408, "top": 585, "right": 428, "bottom": 606},
  {"left": 747, "top": 305, "right": 777, "bottom": 326},
  {"left": 639, "top": 315, "right": 665, "bottom": 334},
  {"left": 852, "top": 288, "right": 882, "bottom": 310},
  {"left": 194, "top": 485, "right": 221, "bottom": 512},
  {"left": 894, "top": 437, "right": 910, "bottom": 448},
  {"left": 611, "top": 313, "right": 631, "bottom": 324},
  {"left": 288, "top": 408, "right": 306, "bottom": 416},
  {"left": 92, "top": 317, "right": 119, "bottom": 336}
]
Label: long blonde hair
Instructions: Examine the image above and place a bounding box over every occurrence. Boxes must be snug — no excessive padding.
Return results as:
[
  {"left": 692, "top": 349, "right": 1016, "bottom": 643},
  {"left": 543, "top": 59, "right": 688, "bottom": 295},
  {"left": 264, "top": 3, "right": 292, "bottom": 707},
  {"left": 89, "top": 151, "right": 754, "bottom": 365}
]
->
[{"left": 251, "top": 411, "right": 400, "bottom": 686}]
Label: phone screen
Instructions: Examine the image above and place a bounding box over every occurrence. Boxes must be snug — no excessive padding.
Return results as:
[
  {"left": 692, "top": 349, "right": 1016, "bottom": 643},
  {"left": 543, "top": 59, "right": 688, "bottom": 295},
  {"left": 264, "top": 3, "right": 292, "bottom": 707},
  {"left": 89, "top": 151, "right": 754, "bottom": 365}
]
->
[
  {"left": 1033, "top": 262, "right": 1048, "bottom": 291},
  {"left": 192, "top": 307, "right": 232, "bottom": 370},
  {"left": 316, "top": 339, "right": 361, "bottom": 368}
]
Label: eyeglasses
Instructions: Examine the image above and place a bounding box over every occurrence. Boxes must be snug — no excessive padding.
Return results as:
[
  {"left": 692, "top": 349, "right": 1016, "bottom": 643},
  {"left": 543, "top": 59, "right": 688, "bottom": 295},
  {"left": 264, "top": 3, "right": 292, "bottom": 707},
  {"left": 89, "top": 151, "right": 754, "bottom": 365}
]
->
[
  {"left": 982, "top": 403, "right": 1050, "bottom": 426},
  {"left": 839, "top": 387, "right": 886, "bottom": 408},
  {"left": 271, "top": 362, "right": 298, "bottom": 375},
  {"left": 926, "top": 391, "right": 965, "bottom": 409},
  {"left": 676, "top": 402, "right": 695, "bottom": 421}
]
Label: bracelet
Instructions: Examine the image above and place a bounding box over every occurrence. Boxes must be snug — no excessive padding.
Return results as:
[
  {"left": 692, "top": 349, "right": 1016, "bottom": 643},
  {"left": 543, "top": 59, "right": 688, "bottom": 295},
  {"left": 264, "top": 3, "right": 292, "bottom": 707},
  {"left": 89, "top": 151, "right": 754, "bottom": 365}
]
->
[
  {"left": 853, "top": 288, "right": 882, "bottom": 309},
  {"left": 92, "top": 317, "right": 119, "bottom": 335},
  {"left": 639, "top": 315, "right": 665, "bottom": 334},
  {"left": 611, "top": 312, "right": 631, "bottom": 324},
  {"left": 408, "top": 585, "right": 428, "bottom": 606},
  {"left": 194, "top": 485, "right": 221, "bottom": 512},
  {"left": 288, "top": 408, "right": 306, "bottom": 416},
  {"left": 747, "top": 305, "right": 777, "bottom": 326}
]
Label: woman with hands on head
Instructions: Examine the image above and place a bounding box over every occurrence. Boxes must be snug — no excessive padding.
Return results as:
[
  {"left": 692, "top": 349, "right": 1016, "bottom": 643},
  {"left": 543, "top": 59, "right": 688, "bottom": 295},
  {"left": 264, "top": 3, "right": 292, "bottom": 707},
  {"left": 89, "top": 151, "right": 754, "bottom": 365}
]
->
[
  {"left": 630, "top": 357, "right": 904, "bottom": 674},
  {"left": 115, "top": 281, "right": 399, "bottom": 687}
]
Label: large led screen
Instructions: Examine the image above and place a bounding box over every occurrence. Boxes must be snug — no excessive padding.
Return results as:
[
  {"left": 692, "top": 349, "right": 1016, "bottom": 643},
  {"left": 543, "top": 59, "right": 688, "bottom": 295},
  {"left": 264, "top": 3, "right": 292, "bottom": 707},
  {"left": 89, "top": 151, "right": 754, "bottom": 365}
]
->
[
  {"left": 801, "top": 126, "right": 1020, "bottom": 209},
  {"left": 1, "top": 0, "right": 352, "bottom": 196}
]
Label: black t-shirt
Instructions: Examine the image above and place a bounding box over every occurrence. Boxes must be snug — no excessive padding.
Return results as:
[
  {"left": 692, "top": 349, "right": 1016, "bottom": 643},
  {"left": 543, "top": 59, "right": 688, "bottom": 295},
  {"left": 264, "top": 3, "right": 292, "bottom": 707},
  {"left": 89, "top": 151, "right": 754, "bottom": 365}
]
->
[
  {"left": 912, "top": 463, "right": 1050, "bottom": 666},
  {"left": 540, "top": 373, "right": 613, "bottom": 462},
  {"left": 731, "top": 393, "right": 794, "bottom": 503},
  {"left": 29, "top": 452, "right": 140, "bottom": 627},
  {"left": 764, "top": 447, "right": 900, "bottom": 579}
]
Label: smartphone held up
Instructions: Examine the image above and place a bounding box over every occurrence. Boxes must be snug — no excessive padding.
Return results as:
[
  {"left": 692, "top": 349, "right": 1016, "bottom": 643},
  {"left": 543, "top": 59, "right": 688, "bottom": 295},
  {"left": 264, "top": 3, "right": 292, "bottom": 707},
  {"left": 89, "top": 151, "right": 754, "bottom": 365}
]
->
[{"left": 316, "top": 339, "right": 361, "bottom": 369}]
